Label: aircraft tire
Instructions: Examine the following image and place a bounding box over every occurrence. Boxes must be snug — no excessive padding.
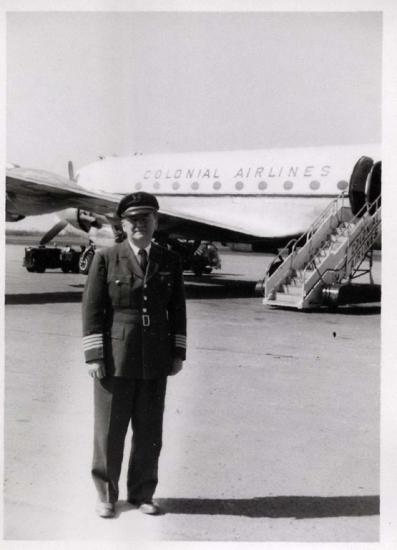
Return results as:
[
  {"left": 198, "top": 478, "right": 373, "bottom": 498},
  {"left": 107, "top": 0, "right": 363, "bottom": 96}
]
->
[
  {"left": 367, "top": 160, "right": 381, "bottom": 212},
  {"left": 79, "top": 250, "right": 94, "bottom": 275},
  {"left": 348, "top": 156, "right": 373, "bottom": 216}
]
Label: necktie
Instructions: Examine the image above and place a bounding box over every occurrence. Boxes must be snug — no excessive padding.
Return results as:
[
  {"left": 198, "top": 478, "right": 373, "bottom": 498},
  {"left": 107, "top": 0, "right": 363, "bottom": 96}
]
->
[{"left": 138, "top": 249, "right": 148, "bottom": 273}]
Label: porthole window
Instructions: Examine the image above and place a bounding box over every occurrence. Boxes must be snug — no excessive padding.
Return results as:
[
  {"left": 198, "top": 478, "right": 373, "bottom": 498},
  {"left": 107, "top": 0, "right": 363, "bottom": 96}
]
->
[
  {"left": 283, "top": 181, "right": 293, "bottom": 190},
  {"left": 172, "top": 182, "right": 180, "bottom": 190},
  {"left": 310, "top": 180, "right": 320, "bottom": 190},
  {"left": 258, "top": 181, "right": 267, "bottom": 190},
  {"left": 235, "top": 181, "right": 244, "bottom": 190},
  {"left": 153, "top": 181, "right": 160, "bottom": 190},
  {"left": 213, "top": 181, "right": 221, "bottom": 190},
  {"left": 191, "top": 181, "right": 199, "bottom": 190},
  {"left": 135, "top": 182, "right": 142, "bottom": 190},
  {"left": 337, "top": 180, "right": 348, "bottom": 191}
]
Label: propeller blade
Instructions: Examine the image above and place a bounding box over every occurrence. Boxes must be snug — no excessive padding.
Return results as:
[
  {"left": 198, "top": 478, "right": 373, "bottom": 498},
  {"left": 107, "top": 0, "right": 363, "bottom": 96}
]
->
[
  {"left": 39, "top": 220, "right": 68, "bottom": 245},
  {"left": 68, "top": 160, "right": 75, "bottom": 181}
]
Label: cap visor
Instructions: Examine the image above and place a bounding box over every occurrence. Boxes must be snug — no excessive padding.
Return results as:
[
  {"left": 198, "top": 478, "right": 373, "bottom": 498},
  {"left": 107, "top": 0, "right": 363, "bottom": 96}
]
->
[{"left": 121, "top": 206, "right": 156, "bottom": 217}]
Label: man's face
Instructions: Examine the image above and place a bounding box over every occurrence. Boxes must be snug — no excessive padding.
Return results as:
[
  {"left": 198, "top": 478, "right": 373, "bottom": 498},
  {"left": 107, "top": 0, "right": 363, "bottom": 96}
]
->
[{"left": 122, "top": 211, "right": 158, "bottom": 247}]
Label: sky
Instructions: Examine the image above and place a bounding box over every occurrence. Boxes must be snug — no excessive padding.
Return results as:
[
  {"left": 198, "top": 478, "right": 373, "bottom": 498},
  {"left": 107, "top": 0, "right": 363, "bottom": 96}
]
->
[{"left": 6, "top": 10, "right": 382, "bottom": 230}]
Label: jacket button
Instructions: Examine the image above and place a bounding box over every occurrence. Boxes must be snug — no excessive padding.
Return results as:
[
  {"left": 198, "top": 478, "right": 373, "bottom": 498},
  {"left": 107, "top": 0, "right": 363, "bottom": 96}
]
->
[
  {"left": 115, "top": 280, "right": 121, "bottom": 285},
  {"left": 142, "top": 307, "right": 147, "bottom": 313},
  {"left": 143, "top": 296, "right": 148, "bottom": 301}
]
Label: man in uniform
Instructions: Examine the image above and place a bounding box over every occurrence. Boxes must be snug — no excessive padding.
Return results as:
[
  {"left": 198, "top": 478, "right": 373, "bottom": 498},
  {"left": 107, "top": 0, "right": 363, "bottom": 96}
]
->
[{"left": 82, "top": 191, "right": 187, "bottom": 518}]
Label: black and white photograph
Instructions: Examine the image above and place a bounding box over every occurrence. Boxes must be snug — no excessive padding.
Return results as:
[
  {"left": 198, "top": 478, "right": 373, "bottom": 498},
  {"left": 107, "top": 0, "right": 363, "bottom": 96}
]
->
[{"left": 3, "top": 0, "right": 397, "bottom": 545}]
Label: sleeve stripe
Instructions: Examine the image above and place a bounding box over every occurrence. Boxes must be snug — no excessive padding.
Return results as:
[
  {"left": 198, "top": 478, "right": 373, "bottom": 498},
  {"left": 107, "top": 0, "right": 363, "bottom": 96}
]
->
[
  {"left": 83, "top": 343, "right": 103, "bottom": 352},
  {"left": 174, "top": 335, "right": 187, "bottom": 348},
  {"left": 83, "top": 338, "right": 102, "bottom": 347},
  {"left": 83, "top": 334, "right": 103, "bottom": 342},
  {"left": 83, "top": 334, "right": 103, "bottom": 351}
]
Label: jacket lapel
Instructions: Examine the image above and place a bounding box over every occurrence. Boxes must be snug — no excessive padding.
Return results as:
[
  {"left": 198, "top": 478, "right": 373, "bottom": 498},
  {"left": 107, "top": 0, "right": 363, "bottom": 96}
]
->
[{"left": 119, "top": 239, "right": 144, "bottom": 278}]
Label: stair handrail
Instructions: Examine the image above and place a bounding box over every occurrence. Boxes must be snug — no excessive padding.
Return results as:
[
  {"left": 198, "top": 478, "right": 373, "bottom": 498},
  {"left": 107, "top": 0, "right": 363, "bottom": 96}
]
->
[
  {"left": 291, "top": 192, "right": 348, "bottom": 254},
  {"left": 301, "top": 194, "right": 381, "bottom": 301},
  {"left": 264, "top": 192, "right": 349, "bottom": 297},
  {"left": 344, "top": 200, "right": 381, "bottom": 278}
]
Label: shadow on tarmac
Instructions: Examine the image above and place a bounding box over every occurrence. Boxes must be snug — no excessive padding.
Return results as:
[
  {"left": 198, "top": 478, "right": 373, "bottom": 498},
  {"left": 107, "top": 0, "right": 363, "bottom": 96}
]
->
[
  {"left": 4, "top": 273, "right": 381, "bottom": 312},
  {"left": 5, "top": 286, "right": 381, "bottom": 313},
  {"left": 5, "top": 292, "right": 83, "bottom": 305},
  {"left": 135, "top": 495, "right": 379, "bottom": 519},
  {"left": 4, "top": 278, "right": 257, "bottom": 304}
]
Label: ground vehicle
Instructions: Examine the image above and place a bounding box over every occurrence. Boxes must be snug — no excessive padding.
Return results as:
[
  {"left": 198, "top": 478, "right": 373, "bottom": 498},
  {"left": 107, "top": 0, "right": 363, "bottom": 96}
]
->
[
  {"left": 23, "top": 245, "right": 81, "bottom": 273},
  {"left": 159, "top": 239, "right": 221, "bottom": 276},
  {"left": 23, "top": 239, "right": 221, "bottom": 276}
]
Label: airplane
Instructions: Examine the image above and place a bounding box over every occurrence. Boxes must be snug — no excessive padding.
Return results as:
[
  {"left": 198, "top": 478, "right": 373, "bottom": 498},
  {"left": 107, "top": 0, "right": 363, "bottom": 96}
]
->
[{"left": 6, "top": 143, "right": 381, "bottom": 273}]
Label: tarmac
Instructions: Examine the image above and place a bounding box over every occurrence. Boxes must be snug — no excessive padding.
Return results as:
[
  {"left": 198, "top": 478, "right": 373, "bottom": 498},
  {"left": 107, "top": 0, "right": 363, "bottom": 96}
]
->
[{"left": 3, "top": 242, "right": 381, "bottom": 542}]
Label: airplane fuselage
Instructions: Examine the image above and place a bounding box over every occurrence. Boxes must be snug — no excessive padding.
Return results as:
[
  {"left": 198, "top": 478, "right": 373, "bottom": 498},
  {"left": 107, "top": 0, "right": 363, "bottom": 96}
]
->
[{"left": 76, "top": 144, "right": 380, "bottom": 240}]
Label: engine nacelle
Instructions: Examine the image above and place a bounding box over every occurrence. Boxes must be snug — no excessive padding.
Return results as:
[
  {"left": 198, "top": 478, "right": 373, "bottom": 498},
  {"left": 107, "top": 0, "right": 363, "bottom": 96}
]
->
[
  {"left": 6, "top": 211, "right": 25, "bottom": 222},
  {"left": 348, "top": 157, "right": 381, "bottom": 216},
  {"left": 6, "top": 193, "right": 26, "bottom": 221},
  {"left": 58, "top": 208, "right": 102, "bottom": 233}
]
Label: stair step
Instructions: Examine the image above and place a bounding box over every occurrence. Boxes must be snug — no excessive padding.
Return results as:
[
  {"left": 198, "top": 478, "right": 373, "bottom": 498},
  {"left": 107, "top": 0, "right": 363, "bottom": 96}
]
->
[
  {"left": 281, "top": 284, "right": 303, "bottom": 296},
  {"left": 274, "top": 292, "right": 301, "bottom": 304},
  {"left": 295, "top": 268, "right": 315, "bottom": 280}
]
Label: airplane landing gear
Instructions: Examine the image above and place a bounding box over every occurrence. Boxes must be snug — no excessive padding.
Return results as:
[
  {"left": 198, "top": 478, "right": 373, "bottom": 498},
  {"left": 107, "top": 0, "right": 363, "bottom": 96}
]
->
[{"left": 78, "top": 242, "right": 96, "bottom": 274}]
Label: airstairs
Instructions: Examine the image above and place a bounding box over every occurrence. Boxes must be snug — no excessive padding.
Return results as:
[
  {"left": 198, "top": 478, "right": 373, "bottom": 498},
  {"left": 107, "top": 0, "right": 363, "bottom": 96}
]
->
[{"left": 262, "top": 193, "right": 381, "bottom": 310}]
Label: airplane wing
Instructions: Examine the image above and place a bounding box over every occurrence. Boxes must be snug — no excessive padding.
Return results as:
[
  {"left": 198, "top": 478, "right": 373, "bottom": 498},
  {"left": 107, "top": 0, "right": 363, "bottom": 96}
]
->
[
  {"left": 6, "top": 166, "right": 120, "bottom": 216},
  {"left": 6, "top": 165, "right": 323, "bottom": 245}
]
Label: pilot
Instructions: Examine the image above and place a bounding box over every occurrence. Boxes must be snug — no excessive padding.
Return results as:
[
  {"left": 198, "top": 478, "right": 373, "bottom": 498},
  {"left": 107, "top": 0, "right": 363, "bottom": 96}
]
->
[{"left": 82, "top": 191, "right": 187, "bottom": 518}]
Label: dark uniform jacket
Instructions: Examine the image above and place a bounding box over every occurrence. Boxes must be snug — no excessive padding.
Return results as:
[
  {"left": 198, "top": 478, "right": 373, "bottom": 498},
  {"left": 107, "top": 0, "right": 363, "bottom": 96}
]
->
[{"left": 82, "top": 239, "right": 187, "bottom": 379}]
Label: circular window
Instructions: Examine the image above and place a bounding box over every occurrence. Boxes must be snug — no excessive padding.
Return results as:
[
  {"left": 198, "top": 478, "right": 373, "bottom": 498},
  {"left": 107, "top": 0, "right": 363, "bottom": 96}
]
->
[
  {"left": 172, "top": 182, "right": 180, "bottom": 190},
  {"left": 258, "top": 181, "right": 267, "bottom": 190},
  {"left": 337, "top": 180, "right": 348, "bottom": 191},
  {"left": 153, "top": 181, "right": 160, "bottom": 190},
  {"left": 310, "top": 180, "right": 320, "bottom": 190},
  {"left": 135, "top": 182, "right": 142, "bottom": 190},
  {"left": 213, "top": 181, "right": 221, "bottom": 190},
  {"left": 283, "top": 181, "right": 293, "bottom": 190},
  {"left": 191, "top": 181, "right": 199, "bottom": 190},
  {"left": 235, "top": 181, "right": 244, "bottom": 190}
]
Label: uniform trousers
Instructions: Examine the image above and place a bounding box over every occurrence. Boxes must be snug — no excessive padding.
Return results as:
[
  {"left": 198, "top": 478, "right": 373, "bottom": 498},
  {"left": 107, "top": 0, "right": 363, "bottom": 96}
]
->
[{"left": 92, "top": 376, "right": 167, "bottom": 504}]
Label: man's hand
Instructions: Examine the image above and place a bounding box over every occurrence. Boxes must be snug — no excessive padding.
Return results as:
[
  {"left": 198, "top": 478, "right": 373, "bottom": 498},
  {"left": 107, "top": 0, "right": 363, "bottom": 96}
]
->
[
  {"left": 88, "top": 360, "right": 106, "bottom": 380},
  {"left": 169, "top": 357, "right": 184, "bottom": 376}
]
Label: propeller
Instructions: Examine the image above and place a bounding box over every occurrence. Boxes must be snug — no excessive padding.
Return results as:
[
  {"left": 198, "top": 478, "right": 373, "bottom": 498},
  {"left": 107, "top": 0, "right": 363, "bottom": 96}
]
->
[
  {"left": 38, "top": 162, "right": 104, "bottom": 245},
  {"left": 39, "top": 220, "right": 68, "bottom": 245}
]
